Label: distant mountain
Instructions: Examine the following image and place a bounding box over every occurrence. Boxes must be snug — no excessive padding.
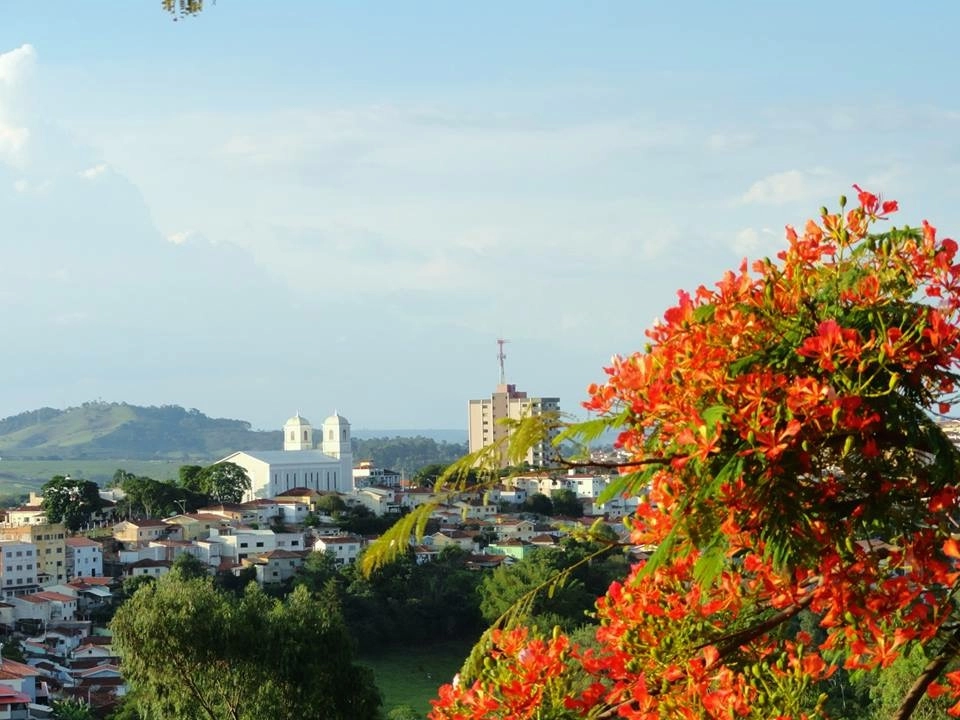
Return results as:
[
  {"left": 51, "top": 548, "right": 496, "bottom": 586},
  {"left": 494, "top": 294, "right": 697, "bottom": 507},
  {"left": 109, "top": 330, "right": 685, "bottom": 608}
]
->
[
  {"left": 0, "top": 402, "right": 279, "bottom": 461},
  {"left": 0, "top": 403, "right": 467, "bottom": 466}
]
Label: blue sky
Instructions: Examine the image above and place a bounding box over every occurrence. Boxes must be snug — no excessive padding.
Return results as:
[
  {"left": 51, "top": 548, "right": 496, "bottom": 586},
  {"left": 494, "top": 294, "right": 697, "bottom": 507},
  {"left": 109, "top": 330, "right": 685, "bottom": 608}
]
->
[{"left": 1, "top": 3, "right": 959, "bottom": 431}]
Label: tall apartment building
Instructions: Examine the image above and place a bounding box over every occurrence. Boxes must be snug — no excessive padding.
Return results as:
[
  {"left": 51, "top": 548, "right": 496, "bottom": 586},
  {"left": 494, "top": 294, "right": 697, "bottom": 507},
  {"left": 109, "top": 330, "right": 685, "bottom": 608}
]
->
[
  {"left": 468, "top": 383, "right": 560, "bottom": 468},
  {"left": 0, "top": 522, "right": 67, "bottom": 586},
  {"left": 0, "top": 540, "right": 39, "bottom": 597}
]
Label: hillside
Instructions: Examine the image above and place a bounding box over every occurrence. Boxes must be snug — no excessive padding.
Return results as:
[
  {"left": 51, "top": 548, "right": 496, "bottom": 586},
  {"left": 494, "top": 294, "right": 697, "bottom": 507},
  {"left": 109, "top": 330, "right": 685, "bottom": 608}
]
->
[
  {"left": 0, "top": 404, "right": 468, "bottom": 475},
  {"left": 0, "top": 402, "right": 279, "bottom": 461}
]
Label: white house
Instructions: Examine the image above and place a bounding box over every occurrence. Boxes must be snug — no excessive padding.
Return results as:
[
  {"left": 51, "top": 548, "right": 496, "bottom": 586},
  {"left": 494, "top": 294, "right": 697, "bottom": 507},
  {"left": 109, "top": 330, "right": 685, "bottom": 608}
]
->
[
  {"left": 221, "top": 412, "right": 354, "bottom": 500},
  {"left": 313, "top": 536, "right": 362, "bottom": 565},
  {"left": 349, "top": 488, "right": 399, "bottom": 516},
  {"left": 65, "top": 537, "right": 102, "bottom": 579}
]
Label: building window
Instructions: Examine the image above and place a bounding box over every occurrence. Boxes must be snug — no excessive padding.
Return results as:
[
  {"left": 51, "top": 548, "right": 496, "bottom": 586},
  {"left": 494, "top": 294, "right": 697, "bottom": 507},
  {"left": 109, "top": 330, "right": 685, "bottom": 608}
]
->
[
  {"left": 4, "top": 567, "right": 9, "bottom": 572},
  {"left": 255, "top": 542, "right": 264, "bottom": 548},
  {"left": 328, "top": 430, "right": 333, "bottom": 440},
  {"left": 240, "top": 542, "right": 248, "bottom": 548},
  {"left": 290, "top": 431, "right": 295, "bottom": 441},
  {"left": 303, "top": 430, "right": 308, "bottom": 441}
]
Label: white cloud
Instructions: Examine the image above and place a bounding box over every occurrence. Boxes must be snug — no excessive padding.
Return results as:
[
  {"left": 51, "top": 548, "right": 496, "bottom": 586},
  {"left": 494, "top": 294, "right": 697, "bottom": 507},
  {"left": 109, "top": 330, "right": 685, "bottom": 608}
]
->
[
  {"left": 79, "top": 163, "right": 108, "bottom": 179},
  {"left": 740, "top": 169, "right": 833, "bottom": 206},
  {"left": 0, "top": 44, "right": 35, "bottom": 88},
  {"left": 0, "top": 44, "right": 35, "bottom": 166},
  {"left": 12, "top": 178, "right": 28, "bottom": 193},
  {"left": 166, "top": 229, "right": 196, "bottom": 245}
]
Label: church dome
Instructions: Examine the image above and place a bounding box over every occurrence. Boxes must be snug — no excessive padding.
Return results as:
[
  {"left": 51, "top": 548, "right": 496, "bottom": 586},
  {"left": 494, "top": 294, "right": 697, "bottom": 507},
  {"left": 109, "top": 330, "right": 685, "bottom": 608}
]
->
[
  {"left": 284, "top": 412, "right": 311, "bottom": 427},
  {"left": 323, "top": 410, "right": 349, "bottom": 426}
]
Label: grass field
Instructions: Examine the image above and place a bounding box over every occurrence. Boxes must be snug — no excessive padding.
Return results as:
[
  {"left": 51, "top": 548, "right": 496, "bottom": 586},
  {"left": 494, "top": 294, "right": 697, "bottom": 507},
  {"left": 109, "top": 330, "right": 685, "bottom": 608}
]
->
[
  {"left": 0, "top": 459, "right": 183, "bottom": 500},
  {"left": 361, "top": 640, "right": 473, "bottom": 718}
]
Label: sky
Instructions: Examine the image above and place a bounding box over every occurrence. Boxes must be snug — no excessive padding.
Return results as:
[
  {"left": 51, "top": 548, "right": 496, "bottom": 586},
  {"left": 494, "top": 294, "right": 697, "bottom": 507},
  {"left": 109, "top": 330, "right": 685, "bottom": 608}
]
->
[{"left": 1, "top": 2, "right": 959, "bottom": 432}]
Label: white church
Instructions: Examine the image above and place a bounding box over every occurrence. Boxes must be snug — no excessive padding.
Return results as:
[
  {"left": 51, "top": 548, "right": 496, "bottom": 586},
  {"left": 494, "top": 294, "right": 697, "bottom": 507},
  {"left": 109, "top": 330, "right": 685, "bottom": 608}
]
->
[{"left": 220, "top": 412, "right": 354, "bottom": 501}]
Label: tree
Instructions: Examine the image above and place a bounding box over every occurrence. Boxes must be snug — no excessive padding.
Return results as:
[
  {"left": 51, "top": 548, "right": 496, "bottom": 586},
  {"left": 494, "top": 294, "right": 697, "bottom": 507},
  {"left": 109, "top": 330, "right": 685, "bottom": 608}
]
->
[
  {"left": 171, "top": 552, "right": 209, "bottom": 580},
  {"left": 388, "top": 189, "right": 960, "bottom": 719},
  {"left": 112, "top": 573, "right": 381, "bottom": 719},
  {"left": 51, "top": 700, "right": 96, "bottom": 720},
  {"left": 522, "top": 492, "right": 553, "bottom": 516},
  {"left": 550, "top": 488, "right": 583, "bottom": 517},
  {"left": 40, "top": 475, "right": 104, "bottom": 531},
  {"left": 199, "top": 461, "right": 251, "bottom": 504}
]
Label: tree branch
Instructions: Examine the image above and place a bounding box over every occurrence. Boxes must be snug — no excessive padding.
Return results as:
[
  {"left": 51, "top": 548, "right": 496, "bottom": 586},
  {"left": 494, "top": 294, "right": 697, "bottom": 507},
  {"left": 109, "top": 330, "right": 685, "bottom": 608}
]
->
[{"left": 892, "top": 625, "right": 960, "bottom": 720}]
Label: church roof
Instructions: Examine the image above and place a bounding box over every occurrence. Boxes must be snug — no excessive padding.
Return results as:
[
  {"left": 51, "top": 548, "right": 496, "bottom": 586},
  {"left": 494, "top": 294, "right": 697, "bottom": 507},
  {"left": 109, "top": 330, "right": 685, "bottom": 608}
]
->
[{"left": 227, "top": 450, "right": 342, "bottom": 466}]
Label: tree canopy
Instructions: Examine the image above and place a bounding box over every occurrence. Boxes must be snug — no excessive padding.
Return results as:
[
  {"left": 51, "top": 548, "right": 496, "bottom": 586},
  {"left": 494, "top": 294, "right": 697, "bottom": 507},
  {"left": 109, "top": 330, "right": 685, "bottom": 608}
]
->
[
  {"left": 402, "top": 189, "right": 960, "bottom": 719},
  {"left": 40, "top": 475, "right": 103, "bottom": 531},
  {"left": 112, "top": 568, "right": 381, "bottom": 720}
]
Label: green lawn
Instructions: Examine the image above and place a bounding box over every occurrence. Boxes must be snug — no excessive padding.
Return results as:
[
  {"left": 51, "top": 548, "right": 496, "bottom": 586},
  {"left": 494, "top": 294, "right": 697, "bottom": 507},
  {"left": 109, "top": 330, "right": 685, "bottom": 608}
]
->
[
  {"left": 361, "top": 641, "right": 473, "bottom": 718},
  {"left": 0, "top": 459, "right": 182, "bottom": 501}
]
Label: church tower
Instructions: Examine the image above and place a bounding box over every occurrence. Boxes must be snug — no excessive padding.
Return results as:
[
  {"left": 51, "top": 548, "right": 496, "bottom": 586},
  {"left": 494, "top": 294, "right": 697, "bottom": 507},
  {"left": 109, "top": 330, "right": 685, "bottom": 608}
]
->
[
  {"left": 283, "top": 413, "right": 313, "bottom": 451},
  {"left": 322, "top": 411, "right": 353, "bottom": 492}
]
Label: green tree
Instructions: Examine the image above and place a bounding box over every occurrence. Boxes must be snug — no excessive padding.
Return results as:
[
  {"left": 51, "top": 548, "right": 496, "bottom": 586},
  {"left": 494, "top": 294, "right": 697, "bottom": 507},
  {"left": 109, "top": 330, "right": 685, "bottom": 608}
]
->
[
  {"left": 40, "top": 475, "right": 104, "bottom": 531},
  {"left": 550, "top": 488, "right": 583, "bottom": 517},
  {"left": 51, "top": 700, "right": 96, "bottom": 720},
  {"left": 199, "top": 461, "right": 251, "bottom": 503},
  {"left": 316, "top": 493, "right": 347, "bottom": 515},
  {"left": 112, "top": 574, "right": 380, "bottom": 720},
  {"left": 522, "top": 492, "right": 553, "bottom": 516},
  {"left": 478, "top": 549, "right": 595, "bottom": 632},
  {"left": 178, "top": 464, "right": 205, "bottom": 492},
  {"left": 171, "top": 552, "right": 209, "bottom": 580}
]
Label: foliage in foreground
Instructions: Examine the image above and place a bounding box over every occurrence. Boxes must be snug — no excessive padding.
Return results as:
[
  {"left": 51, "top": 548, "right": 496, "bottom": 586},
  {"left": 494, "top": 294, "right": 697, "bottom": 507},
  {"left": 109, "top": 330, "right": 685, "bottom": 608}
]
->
[
  {"left": 404, "top": 189, "right": 960, "bottom": 719},
  {"left": 111, "top": 568, "right": 381, "bottom": 720}
]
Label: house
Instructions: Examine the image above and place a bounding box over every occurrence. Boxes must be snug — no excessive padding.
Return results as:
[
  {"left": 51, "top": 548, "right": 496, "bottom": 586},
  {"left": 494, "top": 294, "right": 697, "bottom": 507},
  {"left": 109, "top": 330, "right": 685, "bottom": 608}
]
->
[
  {"left": 162, "top": 513, "right": 232, "bottom": 541},
  {"left": 4, "top": 503, "right": 46, "bottom": 527},
  {"left": 352, "top": 461, "right": 402, "bottom": 489},
  {"left": 312, "top": 536, "right": 362, "bottom": 565},
  {"left": 65, "top": 537, "right": 103, "bottom": 579},
  {"left": 122, "top": 559, "right": 171, "bottom": 578},
  {"left": 350, "top": 488, "right": 399, "bottom": 516},
  {"left": 429, "top": 530, "right": 476, "bottom": 553},
  {"left": 487, "top": 539, "right": 537, "bottom": 561},
  {"left": 0, "top": 659, "right": 42, "bottom": 704},
  {"left": 195, "top": 504, "right": 252, "bottom": 524},
  {"left": 239, "top": 499, "right": 282, "bottom": 526},
  {"left": 493, "top": 518, "right": 536, "bottom": 542},
  {"left": 273, "top": 498, "right": 310, "bottom": 525},
  {"left": 0, "top": 683, "right": 31, "bottom": 719},
  {"left": 29, "top": 592, "right": 77, "bottom": 622},
  {"left": 397, "top": 488, "right": 440, "bottom": 510},
  {"left": 247, "top": 550, "right": 304, "bottom": 585},
  {"left": 453, "top": 500, "right": 497, "bottom": 521},
  {"left": 209, "top": 528, "right": 280, "bottom": 562},
  {"left": 113, "top": 520, "right": 181, "bottom": 547}
]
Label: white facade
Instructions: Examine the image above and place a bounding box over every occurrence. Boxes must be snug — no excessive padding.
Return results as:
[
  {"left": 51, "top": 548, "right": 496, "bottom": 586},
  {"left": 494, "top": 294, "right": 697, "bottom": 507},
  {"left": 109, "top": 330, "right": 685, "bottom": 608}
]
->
[
  {"left": 468, "top": 384, "right": 560, "bottom": 468},
  {"left": 0, "top": 542, "right": 38, "bottom": 597},
  {"left": 210, "top": 528, "right": 304, "bottom": 562},
  {"left": 65, "top": 537, "right": 103, "bottom": 579},
  {"left": 223, "top": 411, "right": 353, "bottom": 501},
  {"left": 313, "top": 536, "right": 362, "bottom": 565}
]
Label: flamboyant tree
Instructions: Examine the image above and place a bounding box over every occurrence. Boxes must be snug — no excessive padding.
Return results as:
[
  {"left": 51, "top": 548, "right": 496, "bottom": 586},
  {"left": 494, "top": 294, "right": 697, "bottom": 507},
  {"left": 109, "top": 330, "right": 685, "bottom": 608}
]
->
[{"left": 406, "top": 188, "right": 960, "bottom": 719}]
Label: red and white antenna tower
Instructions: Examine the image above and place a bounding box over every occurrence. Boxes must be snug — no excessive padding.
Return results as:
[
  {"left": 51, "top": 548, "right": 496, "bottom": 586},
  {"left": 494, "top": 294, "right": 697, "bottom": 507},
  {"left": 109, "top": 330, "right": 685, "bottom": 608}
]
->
[{"left": 497, "top": 338, "right": 510, "bottom": 384}]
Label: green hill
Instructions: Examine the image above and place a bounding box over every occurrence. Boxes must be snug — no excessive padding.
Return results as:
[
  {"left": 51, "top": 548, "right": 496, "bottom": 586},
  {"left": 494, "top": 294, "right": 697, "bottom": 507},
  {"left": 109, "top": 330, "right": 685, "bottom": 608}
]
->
[{"left": 0, "top": 402, "right": 279, "bottom": 461}]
